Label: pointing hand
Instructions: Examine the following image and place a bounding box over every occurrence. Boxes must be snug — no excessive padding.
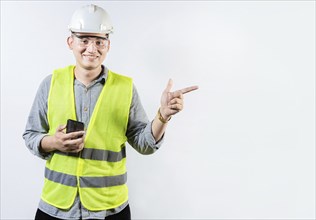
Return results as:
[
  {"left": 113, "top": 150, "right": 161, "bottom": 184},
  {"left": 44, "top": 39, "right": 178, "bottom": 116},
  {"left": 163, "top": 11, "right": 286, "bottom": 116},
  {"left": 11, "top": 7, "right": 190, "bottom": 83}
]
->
[{"left": 159, "top": 79, "right": 198, "bottom": 120}]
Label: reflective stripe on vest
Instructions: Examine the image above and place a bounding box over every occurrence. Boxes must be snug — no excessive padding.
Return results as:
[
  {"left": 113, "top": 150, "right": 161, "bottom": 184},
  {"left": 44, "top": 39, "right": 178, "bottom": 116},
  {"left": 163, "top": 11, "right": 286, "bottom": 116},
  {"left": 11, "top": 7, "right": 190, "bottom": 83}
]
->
[
  {"left": 55, "top": 145, "right": 126, "bottom": 162},
  {"left": 41, "top": 65, "right": 133, "bottom": 211},
  {"left": 45, "top": 167, "right": 127, "bottom": 188}
]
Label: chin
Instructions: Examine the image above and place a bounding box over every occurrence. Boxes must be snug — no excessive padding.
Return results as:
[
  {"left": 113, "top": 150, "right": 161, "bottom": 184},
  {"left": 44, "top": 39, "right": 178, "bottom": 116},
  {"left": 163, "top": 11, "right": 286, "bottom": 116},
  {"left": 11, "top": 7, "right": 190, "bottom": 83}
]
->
[{"left": 81, "top": 62, "right": 101, "bottom": 70}]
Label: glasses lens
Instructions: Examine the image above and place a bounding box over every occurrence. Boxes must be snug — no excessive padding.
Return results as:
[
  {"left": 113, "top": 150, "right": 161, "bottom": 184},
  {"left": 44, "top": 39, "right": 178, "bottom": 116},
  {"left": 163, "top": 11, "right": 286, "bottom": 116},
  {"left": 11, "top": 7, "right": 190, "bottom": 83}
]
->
[{"left": 73, "top": 34, "right": 108, "bottom": 49}]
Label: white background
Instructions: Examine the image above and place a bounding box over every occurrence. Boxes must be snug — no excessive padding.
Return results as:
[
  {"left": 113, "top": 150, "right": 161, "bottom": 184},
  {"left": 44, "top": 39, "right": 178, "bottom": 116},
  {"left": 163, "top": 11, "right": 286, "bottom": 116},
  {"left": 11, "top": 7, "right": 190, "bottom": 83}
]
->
[{"left": 1, "top": 1, "right": 315, "bottom": 219}]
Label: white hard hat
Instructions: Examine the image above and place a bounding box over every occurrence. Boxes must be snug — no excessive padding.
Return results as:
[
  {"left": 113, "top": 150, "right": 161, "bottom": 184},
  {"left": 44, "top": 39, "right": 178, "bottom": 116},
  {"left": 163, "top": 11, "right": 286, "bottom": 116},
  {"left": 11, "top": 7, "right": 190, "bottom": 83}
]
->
[{"left": 68, "top": 4, "right": 113, "bottom": 34}]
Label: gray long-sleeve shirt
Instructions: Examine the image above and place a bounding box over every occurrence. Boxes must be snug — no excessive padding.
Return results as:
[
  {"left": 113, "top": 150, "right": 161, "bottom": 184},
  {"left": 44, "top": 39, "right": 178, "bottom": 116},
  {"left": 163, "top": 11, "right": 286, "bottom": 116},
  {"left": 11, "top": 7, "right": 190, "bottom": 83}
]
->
[{"left": 23, "top": 66, "right": 163, "bottom": 219}]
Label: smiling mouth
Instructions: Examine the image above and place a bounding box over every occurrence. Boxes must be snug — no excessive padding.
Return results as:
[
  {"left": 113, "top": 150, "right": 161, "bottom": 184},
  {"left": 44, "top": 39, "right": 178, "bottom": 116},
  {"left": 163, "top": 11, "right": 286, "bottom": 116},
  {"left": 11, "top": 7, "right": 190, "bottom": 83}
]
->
[{"left": 83, "top": 55, "right": 98, "bottom": 60}]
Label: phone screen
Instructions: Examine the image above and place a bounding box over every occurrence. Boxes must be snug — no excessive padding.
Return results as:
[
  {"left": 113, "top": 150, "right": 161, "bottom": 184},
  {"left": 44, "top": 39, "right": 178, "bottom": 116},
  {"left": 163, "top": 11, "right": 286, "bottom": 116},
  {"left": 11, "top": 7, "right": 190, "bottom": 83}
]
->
[{"left": 66, "top": 119, "right": 84, "bottom": 134}]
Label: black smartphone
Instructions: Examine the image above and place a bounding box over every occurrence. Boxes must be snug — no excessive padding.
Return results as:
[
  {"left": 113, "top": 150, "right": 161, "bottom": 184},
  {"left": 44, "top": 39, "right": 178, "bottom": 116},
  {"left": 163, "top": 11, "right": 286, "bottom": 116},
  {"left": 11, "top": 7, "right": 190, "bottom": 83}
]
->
[{"left": 66, "top": 119, "right": 84, "bottom": 134}]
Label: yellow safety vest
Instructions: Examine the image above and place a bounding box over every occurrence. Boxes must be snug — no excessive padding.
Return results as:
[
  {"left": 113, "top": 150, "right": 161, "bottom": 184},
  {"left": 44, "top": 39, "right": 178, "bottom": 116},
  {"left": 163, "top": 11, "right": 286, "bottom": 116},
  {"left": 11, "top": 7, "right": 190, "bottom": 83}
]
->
[{"left": 41, "top": 65, "right": 133, "bottom": 211}]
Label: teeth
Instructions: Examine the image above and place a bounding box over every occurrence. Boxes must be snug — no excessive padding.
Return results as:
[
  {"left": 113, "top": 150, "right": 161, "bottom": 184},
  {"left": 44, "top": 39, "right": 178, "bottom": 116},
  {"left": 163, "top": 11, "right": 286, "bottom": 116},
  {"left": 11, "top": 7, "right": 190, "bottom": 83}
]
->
[{"left": 84, "top": 55, "right": 97, "bottom": 59}]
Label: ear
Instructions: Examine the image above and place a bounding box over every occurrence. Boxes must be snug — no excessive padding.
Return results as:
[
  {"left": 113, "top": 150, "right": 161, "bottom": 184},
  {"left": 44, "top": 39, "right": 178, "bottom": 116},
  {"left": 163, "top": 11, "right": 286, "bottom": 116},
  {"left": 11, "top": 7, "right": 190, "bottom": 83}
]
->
[
  {"left": 106, "top": 40, "right": 111, "bottom": 53},
  {"left": 67, "top": 36, "right": 73, "bottom": 50}
]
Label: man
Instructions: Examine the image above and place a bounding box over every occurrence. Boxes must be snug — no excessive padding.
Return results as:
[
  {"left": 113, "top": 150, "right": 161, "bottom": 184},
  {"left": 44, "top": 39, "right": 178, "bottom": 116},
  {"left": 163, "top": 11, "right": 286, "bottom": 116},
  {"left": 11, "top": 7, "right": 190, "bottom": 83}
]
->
[{"left": 23, "top": 4, "right": 198, "bottom": 220}]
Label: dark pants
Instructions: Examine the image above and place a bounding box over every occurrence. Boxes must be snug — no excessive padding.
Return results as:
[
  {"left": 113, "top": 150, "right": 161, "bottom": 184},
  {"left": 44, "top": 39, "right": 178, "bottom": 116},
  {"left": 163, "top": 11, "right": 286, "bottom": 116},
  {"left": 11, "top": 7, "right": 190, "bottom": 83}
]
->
[{"left": 35, "top": 205, "right": 131, "bottom": 220}]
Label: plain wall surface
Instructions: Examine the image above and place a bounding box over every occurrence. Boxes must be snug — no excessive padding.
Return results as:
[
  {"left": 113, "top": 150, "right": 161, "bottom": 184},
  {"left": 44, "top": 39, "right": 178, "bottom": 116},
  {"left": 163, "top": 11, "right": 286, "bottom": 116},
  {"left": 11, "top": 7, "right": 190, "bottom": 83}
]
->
[{"left": 1, "top": 1, "right": 315, "bottom": 219}]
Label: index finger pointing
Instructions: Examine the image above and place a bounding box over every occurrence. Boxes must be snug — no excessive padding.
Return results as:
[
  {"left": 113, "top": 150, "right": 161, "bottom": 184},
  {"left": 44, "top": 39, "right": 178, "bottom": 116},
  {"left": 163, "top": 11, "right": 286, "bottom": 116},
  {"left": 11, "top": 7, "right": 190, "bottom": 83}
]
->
[{"left": 180, "top": 85, "right": 199, "bottom": 94}]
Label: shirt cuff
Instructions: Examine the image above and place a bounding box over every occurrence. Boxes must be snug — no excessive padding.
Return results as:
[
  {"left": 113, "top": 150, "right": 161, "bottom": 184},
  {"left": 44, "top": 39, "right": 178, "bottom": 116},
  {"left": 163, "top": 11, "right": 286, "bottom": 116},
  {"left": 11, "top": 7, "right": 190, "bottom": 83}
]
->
[
  {"left": 34, "top": 134, "right": 52, "bottom": 160},
  {"left": 145, "top": 121, "right": 164, "bottom": 148}
]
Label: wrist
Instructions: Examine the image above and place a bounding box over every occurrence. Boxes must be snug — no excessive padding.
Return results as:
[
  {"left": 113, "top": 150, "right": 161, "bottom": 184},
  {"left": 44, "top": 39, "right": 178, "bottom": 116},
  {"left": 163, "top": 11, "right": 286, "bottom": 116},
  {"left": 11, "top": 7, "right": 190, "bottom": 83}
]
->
[
  {"left": 40, "top": 135, "right": 57, "bottom": 153},
  {"left": 157, "top": 108, "right": 171, "bottom": 124}
]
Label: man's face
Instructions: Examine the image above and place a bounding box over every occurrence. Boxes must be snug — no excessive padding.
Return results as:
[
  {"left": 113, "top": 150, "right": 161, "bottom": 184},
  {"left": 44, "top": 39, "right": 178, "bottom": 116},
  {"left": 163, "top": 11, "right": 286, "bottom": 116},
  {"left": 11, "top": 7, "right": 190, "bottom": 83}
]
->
[{"left": 67, "top": 32, "right": 110, "bottom": 71}]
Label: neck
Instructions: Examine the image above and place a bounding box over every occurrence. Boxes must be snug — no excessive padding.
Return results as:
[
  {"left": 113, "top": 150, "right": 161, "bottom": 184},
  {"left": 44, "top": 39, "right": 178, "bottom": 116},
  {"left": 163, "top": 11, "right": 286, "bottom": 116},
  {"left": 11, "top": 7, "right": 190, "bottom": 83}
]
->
[{"left": 74, "top": 66, "right": 102, "bottom": 86}]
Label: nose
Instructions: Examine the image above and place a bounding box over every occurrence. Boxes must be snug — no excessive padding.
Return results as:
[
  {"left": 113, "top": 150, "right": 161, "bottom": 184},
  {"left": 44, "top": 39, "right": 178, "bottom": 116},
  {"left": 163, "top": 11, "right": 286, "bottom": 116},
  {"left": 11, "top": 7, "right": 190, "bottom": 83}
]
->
[{"left": 86, "top": 41, "right": 98, "bottom": 52}]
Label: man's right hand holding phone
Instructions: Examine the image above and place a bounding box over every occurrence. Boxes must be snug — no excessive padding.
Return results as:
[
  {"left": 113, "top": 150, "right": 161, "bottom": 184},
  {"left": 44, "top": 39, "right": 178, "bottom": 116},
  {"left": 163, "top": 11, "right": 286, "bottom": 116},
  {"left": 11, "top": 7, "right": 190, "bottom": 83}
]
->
[{"left": 40, "top": 123, "right": 85, "bottom": 154}]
